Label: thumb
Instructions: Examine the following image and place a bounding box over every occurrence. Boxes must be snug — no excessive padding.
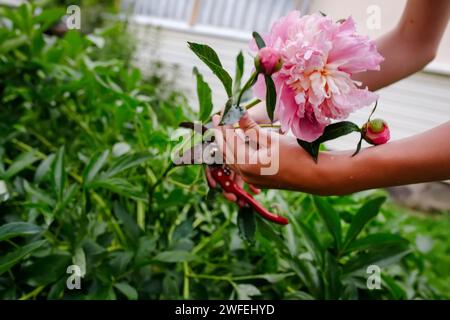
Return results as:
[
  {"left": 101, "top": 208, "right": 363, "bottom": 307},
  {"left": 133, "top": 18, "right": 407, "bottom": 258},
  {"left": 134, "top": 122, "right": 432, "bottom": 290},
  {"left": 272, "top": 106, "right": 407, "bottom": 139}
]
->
[{"left": 239, "top": 112, "right": 269, "bottom": 147}]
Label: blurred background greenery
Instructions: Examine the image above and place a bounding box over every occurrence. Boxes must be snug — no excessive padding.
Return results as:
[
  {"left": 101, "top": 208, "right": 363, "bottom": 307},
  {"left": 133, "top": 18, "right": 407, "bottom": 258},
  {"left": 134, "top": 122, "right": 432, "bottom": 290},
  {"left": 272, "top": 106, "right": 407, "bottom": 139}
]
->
[{"left": 0, "top": 1, "right": 448, "bottom": 300}]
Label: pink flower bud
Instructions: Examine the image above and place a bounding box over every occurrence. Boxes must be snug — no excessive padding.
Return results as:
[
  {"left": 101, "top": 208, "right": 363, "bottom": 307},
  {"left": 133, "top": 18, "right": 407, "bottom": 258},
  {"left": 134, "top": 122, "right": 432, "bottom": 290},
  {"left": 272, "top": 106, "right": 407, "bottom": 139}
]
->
[
  {"left": 254, "top": 47, "right": 283, "bottom": 76},
  {"left": 362, "top": 118, "right": 390, "bottom": 145}
]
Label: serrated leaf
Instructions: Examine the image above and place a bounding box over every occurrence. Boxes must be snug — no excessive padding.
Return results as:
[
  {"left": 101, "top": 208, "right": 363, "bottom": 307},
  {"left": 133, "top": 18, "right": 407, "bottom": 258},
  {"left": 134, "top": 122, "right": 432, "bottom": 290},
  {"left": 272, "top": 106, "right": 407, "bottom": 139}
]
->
[
  {"left": 0, "top": 222, "right": 42, "bottom": 241},
  {"left": 187, "top": 42, "right": 232, "bottom": 97},
  {"left": 342, "top": 196, "right": 386, "bottom": 251},
  {"left": 0, "top": 240, "right": 46, "bottom": 275},
  {"left": 313, "top": 196, "right": 342, "bottom": 251},
  {"left": 264, "top": 75, "right": 276, "bottom": 121},
  {"left": 237, "top": 206, "right": 256, "bottom": 243},
  {"left": 252, "top": 32, "right": 266, "bottom": 49},
  {"left": 193, "top": 67, "right": 213, "bottom": 122}
]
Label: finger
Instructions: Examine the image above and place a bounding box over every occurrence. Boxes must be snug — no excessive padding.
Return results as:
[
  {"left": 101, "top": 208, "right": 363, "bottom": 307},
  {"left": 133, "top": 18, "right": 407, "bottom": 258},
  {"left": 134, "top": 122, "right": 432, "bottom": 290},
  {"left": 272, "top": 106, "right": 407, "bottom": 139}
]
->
[
  {"left": 239, "top": 112, "right": 270, "bottom": 148},
  {"left": 223, "top": 192, "right": 237, "bottom": 202},
  {"left": 248, "top": 183, "right": 261, "bottom": 194},
  {"left": 223, "top": 169, "right": 238, "bottom": 202},
  {"left": 212, "top": 115, "right": 237, "bottom": 169},
  {"left": 205, "top": 167, "right": 216, "bottom": 188}
]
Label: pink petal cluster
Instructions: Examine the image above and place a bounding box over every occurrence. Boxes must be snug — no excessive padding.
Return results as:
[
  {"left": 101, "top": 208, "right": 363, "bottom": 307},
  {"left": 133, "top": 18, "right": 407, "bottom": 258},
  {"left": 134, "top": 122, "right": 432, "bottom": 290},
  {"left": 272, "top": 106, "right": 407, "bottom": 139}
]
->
[{"left": 252, "top": 12, "right": 384, "bottom": 142}]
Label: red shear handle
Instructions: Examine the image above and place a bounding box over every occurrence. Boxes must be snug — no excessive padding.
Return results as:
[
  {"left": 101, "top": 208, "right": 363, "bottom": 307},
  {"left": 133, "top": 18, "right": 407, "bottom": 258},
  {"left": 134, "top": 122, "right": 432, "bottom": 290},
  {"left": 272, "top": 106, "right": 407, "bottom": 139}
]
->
[
  {"left": 209, "top": 167, "right": 288, "bottom": 225},
  {"left": 233, "top": 187, "right": 289, "bottom": 225}
]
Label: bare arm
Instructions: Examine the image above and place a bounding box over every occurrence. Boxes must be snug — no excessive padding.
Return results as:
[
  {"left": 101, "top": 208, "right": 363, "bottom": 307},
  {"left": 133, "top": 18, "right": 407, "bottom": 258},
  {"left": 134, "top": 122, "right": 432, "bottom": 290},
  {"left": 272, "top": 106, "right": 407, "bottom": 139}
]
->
[
  {"left": 214, "top": 116, "right": 450, "bottom": 196},
  {"left": 353, "top": 0, "right": 450, "bottom": 90}
]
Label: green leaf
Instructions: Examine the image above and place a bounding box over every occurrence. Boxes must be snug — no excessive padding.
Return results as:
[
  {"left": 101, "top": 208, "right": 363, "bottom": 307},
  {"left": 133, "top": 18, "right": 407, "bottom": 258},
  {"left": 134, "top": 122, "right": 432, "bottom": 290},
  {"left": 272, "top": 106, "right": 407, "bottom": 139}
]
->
[
  {"left": 73, "top": 247, "right": 86, "bottom": 277},
  {"left": 342, "top": 196, "right": 386, "bottom": 251},
  {"left": 103, "top": 153, "right": 151, "bottom": 178},
  {"left": 0, "top": 35, "right": 27, "bottom": 54},
  {"left": 23, "top": 254, "right": 71, "bottom": 286},
  {"left": 233, "top": 51, "right": 244, "bottom": 94},
  {"left": 352, "top": 135, "right": 363, "bottom": 157},
  {"left": 324, "top": 251, "right": 342, "bottom": 299},
  {"left": 35, "top": 8, "right": 64, "bottom": 32},
  {"left": 82, "top": 150, "right": 109, "bottom": 186},
  {"left": 264, "top": 75, "right": 276, "bottom": 121},
  {"left": 114, "top": 282, "right": 138, "bottom": 300},
  {"left": 382, "top": 274, "right": 407, "bottom": 299},
  {"left": 113, "top": 201, "right": 140, "bottom": 241},
  {"left": 193, "top": 67, "right": 213, "bottom": 122},
  {"left": 34, "top": 154, "right": 55, "bottom": 183},
  {"left": 253, "top": 273, "right": 293, "bottom": 283},
  {"left": 153, "top": 250, "right": 196, "bottom": 263},
  {"left": 319, "top": 121, "right": 361, "bottom": 143},
  {"left": 236, "top": 283, "right": 261, "bottom": 300},
  {"left": 313, "top": 196, "right": 342, "bottom": 250},
  {"left": 297, "top": 121, "right": 360, "bottom": 162},
  {"left": 4, "top": 151, "right": 39, "bottom": 179},
  {"left": 296, "top": 220, "right": 324, "bottom": 267},
  {"left": 23, "top": 181, "right": 56, "bottom": 207},
  {"left": 91, "top": 178, "right": 146, "bottom": 201},
  {"left": 237, "top": 206, "right": 256, "bottom": 244},
  {"left": 0, "top": 240, "right": 46, "bottom": 275},
  {"left": 0, "top": 222, "right": 42, "bottom": 241},
  {"left": 187, "top": 42, "right": 233, "bottom": 97},
  {"left": 344, "top": 245, "right": 411, "bottom": 275},
  {"left": 345, "top": 233, "right": 409, "bottom": 253},
  {"left": 296, "top": 139, "right": 320, "bottom": 162},
  {"left": 51, "top": 146, "right": 66, "bottom": 200},
  {"left": 252, "top": 32, "right": 266, "bottom": 49}
]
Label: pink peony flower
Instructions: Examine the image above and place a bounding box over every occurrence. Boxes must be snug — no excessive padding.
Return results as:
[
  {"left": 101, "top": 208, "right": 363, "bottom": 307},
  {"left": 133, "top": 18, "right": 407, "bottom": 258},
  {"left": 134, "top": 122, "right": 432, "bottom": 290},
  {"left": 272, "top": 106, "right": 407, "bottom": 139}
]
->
[
  {"left": 252, "top": 12, "right": 384, "bottom": 142},
  {"left": 254, "top": 47, "right": 283, "bottom": 75},
  {"left": 362, "top": 118, "right": 390, "bottom": 145}
]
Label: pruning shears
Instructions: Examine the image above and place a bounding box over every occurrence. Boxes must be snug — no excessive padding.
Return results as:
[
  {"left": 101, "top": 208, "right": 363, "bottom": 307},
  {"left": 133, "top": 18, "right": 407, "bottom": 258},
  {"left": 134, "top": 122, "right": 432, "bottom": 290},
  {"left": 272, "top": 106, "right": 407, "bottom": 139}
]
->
[{"left": 174, "top": 121, "right": 288, "bottom": 225}]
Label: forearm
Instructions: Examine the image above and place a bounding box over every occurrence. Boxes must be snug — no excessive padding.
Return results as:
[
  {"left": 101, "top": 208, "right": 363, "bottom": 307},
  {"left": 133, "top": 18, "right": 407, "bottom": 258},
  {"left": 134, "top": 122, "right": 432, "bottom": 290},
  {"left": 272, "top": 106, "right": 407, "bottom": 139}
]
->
[
  {"left": 317, "top": 122, "right": 450, "bottom": 195},
  {"left": 353, "top": 0, "right": 450, "bottom": 91}
]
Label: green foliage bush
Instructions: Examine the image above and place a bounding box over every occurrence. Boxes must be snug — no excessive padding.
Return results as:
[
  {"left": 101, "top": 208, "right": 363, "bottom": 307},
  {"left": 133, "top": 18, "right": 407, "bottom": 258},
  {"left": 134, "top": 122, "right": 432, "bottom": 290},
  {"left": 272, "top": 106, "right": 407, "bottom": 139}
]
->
[{"left": 0, "top": 4, "right": 447, "bottom": 300}]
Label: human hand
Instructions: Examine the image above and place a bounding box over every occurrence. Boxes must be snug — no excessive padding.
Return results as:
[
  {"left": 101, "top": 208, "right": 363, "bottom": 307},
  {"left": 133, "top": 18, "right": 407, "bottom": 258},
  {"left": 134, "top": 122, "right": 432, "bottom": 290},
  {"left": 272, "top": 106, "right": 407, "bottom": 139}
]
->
[{"left": 210, "top": 112, "right": 327, "bottom": 194}]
